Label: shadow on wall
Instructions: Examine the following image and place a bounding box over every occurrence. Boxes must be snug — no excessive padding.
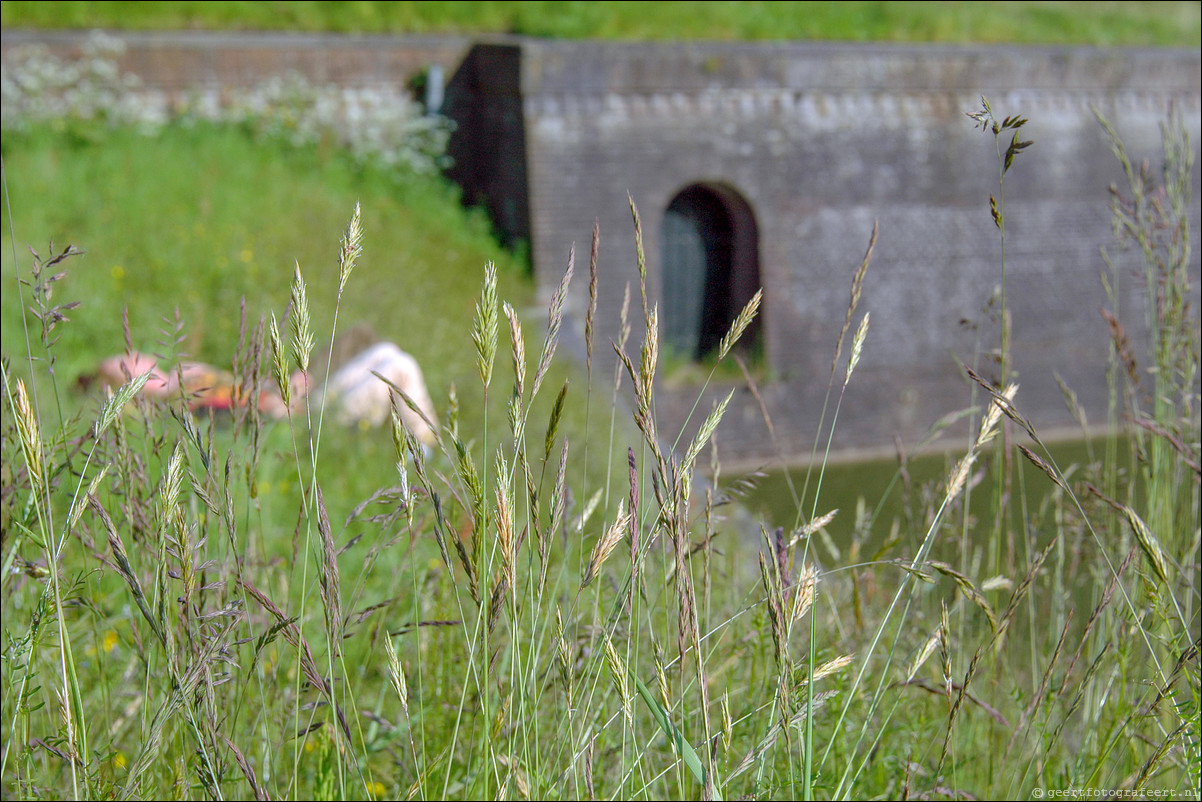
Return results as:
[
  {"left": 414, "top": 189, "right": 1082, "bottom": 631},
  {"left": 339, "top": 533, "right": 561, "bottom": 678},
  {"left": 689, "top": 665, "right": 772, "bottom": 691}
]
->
[{"left": 442, "top": 44, "right": 531, "bottom": 255}]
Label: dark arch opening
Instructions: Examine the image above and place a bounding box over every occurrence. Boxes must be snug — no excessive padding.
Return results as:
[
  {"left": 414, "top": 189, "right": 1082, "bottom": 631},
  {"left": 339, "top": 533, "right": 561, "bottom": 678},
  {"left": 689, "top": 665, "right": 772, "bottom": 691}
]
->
[{"left": 661, "top": 184, "right": 761, "bottom": 360}]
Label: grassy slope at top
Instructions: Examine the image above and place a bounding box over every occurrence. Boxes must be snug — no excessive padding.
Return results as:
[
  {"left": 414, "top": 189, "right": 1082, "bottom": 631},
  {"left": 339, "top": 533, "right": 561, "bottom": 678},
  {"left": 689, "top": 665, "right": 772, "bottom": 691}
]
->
[{"left": 2, "top": 0, "right": 1200, "bottom": 47}]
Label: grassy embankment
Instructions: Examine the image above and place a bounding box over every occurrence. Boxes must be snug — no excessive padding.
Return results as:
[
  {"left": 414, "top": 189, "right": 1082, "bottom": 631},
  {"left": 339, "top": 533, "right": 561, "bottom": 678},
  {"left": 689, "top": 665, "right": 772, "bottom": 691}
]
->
[{"left": 2, "top": 0, "right": 1200, "bottom": 48}]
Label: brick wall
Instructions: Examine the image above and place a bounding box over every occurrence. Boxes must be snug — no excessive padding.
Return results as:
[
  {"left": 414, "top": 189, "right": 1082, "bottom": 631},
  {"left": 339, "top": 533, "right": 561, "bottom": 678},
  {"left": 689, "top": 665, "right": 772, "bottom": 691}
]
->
[{"left": 498, "top": 41, "right": 1201, "bottom": 462}]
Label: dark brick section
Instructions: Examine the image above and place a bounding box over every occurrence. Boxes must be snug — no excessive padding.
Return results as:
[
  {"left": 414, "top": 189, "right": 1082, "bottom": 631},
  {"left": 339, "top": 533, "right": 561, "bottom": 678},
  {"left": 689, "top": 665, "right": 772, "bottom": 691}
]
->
[
  {"left": 444, "top": 44, "right": 530, "bottom": 249},
  {"left": 5, "top": 32, "right": 1199, "bottom": 464}
]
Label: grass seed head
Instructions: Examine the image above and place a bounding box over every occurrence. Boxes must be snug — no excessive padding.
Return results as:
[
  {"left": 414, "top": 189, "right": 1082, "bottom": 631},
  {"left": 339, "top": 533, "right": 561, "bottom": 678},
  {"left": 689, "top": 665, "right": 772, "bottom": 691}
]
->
[
  {"left": 12, "top": 379, "right": 45, "bottom": 497},
  {"left": 554, "top": 608, "right": 571, "bottom": 674},
  {"left": 629, "top": 194, "right": 648, "bottom": 323},
  {"left": 471, "top": 261, "right": 499, "bottom": 391},
  {"left": 338, "top": 201, "right": 363, "bottom": 294},
  {"left": 845, "top": 311, "right": 870, "bottom": 387},
  {"left": 582, "top": 500, "right": 629, "bottom": 589},
  {"left": 494, "top": 451, "right": 515, "bottom": 589},
  {"left": 681, "top": 389, "right": 733, "bottom": 480},
  {"left": 158, "top": 442, "right": 185, "bottom": 533},
  {"left": 805, "top": 653, "right": 854, "bottom": 686},
  {"left": 832, "top": 222, "right": 877, "bottom": 377},
  {"left": 791, "top": 562, "right": 818, "bottom": 623},
  {"left": 908, "top": 625, "right": 942, "bottom": 684},
  {"left": 604, "top": 636, "right": 633, "bottom": 726},
  {"left": 548, "top": 438, "right": 569, "bottom": 547},
  {"left": 268, "top": 312, "right": 291, "bottom": 410},
  {"left": 504, "top": 301, "right": 526, "bottom": 400},
  {"left": 288, "top": 262, "right": 314, "bottom": 373},
  {"left": 95, "top": 368, "right": 152, "bottom": 435},
  {"left": 384, "top": 634, "right": 409, "bottom": 713},
  {"left": 315, "top": 484, "right": 343, "bottom": 646},
  {"left": 533, "top": 247, "right": 573, "bottom": 399},
  {"left": 718, "top": 287, "right": 762, "bottom": 362},
  {"left": 544, "top": 380, "right": 569, "bottom": 462},
  {"left": 789, "top": 509, "right": 839, "bottom": 549},
  {"left": 587, "top": 220, "right": 599, "bottom": 370}
]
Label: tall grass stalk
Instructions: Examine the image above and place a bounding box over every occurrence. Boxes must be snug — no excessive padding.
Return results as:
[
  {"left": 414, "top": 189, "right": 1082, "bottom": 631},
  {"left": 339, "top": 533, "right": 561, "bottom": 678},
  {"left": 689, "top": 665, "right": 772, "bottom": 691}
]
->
[
  {"left": 2, "top": 156, "right": 88, "bottom": 799},
  {"left": 967, "top": 97, "right": 1032, "bottom": 578}
]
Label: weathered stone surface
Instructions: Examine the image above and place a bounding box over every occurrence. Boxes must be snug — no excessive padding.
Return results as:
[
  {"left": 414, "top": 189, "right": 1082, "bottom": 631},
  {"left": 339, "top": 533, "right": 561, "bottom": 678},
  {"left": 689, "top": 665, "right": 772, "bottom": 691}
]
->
[{"left": 452, "top": 40, "right": 1200, "bottom": 463}]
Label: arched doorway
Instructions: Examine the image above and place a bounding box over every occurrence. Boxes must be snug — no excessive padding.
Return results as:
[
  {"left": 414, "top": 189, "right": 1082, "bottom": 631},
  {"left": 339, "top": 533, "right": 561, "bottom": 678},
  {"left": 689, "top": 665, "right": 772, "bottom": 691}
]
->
[{"left": 661, "top": 184, "right": 761, "bottom": 360}]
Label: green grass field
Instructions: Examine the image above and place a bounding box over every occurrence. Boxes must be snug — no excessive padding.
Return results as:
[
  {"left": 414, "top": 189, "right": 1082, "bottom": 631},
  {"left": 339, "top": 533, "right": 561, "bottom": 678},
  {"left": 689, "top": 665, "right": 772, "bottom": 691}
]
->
[
  {"left": 2, "top": 1, "right": 1200, "bottom": 47},
  {"left": 2, "top": 6, "right": 1199, "bottom": 800},
  {"left": 2, "top": 122, "right": 518, "bottom": 386},
  {"left": 3, "top": 112, "right": 1198, "bottom": 799},
  {"left": 0, "top": 114, "right": 631, "bottom": 543}
]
